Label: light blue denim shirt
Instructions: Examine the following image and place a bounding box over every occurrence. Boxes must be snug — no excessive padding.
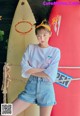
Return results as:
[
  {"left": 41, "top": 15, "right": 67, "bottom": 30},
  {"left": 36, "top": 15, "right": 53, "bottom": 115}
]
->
[{"left": 21, "top": 44, "right": 60, "bottom": 82}]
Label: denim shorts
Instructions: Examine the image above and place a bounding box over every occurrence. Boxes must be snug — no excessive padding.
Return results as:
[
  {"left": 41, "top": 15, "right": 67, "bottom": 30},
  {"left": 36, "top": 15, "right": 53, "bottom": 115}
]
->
[{"left": 18, "top": 75, "right": 56, "bottom": 106}]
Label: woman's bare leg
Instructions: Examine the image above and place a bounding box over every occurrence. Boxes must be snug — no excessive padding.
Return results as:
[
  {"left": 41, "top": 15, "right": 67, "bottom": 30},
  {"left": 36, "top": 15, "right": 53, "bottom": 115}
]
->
[
  {"left": 40, "top": 106, "right": 53, "bottom": 116},
  {"left": 12, "top": 98, "right": 32, "bottom": 116},
  {"left": 1, "top": 98, "right": 32, "bottom": 116}
]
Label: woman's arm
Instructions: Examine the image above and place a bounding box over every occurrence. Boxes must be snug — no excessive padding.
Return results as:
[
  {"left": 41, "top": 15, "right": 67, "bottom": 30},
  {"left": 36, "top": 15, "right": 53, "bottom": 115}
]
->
[
  {"left": 32, "top": 71, "right": 49, "bottom": 78},
  {"left": 26, "top": 68, "right": 44, "bottom": 75},
  {"left": 32, "top": 71, "right": 51, "bottom": 81},
  {"left": 26, "top": 68, "right": 50, "bottom": 80},
  {"left": 27, "top": 68, "right": 50, "bottom": 79}
]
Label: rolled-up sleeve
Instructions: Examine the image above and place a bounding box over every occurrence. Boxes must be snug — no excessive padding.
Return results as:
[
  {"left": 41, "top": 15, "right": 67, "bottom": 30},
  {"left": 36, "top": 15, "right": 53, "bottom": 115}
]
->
[
  {"left": 43, "top": 48, "right": 61, "bottom": 82},
  {"left": 21, "top": 45, "right": 32, "bottom": 78}
]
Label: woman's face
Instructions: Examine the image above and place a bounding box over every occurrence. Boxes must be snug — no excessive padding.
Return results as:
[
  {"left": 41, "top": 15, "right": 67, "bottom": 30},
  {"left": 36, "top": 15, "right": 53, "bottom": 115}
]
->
[{"left": 36, "top": 29, "right": 52, "bottom": 46}]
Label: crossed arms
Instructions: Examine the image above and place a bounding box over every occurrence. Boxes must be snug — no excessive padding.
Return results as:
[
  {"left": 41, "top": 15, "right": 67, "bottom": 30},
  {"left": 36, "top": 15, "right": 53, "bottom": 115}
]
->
[{"left": 27, "top": 68, "right": 49, "bottom": 79}]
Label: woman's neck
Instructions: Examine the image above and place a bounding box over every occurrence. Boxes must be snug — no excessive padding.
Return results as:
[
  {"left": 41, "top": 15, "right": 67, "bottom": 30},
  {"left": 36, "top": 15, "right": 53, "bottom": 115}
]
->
[{"left": 38, "top": 44, "right": 49, "bottom": 48}]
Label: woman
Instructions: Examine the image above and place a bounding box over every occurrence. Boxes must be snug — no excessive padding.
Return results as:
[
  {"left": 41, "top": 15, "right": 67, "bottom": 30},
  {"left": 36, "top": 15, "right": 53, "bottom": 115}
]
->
[{"left": 3, "top": 19, "right": 60, "bottom": 116}]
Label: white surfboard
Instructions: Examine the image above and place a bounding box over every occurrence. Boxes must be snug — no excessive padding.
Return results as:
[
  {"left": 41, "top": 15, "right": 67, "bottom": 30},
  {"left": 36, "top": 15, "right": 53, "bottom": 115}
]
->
[{"left": 7, "top": 0, "right": 39, "bottom": 116}]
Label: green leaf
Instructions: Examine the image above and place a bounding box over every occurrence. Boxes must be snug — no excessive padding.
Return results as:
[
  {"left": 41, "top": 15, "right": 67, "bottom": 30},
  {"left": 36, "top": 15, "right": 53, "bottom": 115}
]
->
[{"left": 0, "top": 30, "right": 4, "bottom": 36}]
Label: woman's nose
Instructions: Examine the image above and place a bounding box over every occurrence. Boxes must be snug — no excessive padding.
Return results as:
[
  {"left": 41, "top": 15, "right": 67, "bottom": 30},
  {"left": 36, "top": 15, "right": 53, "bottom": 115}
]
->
[{"left": 40, "top": 36, "right": 44, "bottom": 41}]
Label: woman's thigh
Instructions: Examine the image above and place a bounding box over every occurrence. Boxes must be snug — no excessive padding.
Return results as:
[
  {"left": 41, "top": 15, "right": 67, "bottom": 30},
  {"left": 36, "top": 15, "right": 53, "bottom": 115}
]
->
[
  {"left": 12, "top": 98, "right": 32, "bottom": 116},
  {"left": 40, "top": 106, "right": 53, "bottom": 116}
]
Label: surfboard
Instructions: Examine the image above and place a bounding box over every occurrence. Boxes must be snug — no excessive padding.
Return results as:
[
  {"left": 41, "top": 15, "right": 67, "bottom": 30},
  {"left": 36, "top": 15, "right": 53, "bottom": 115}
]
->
[
  {"left": 49, "top": 0, "right": 80, "bottom": 116},
  {"left": 7, "top": 0, "right": 39, "bottom": 116}
]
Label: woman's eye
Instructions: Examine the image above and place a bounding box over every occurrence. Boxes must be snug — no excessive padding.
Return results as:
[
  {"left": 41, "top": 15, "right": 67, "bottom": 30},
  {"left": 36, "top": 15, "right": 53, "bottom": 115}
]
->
[{"left": 37, "top": 36, "right": 40, "bottom": 38}]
